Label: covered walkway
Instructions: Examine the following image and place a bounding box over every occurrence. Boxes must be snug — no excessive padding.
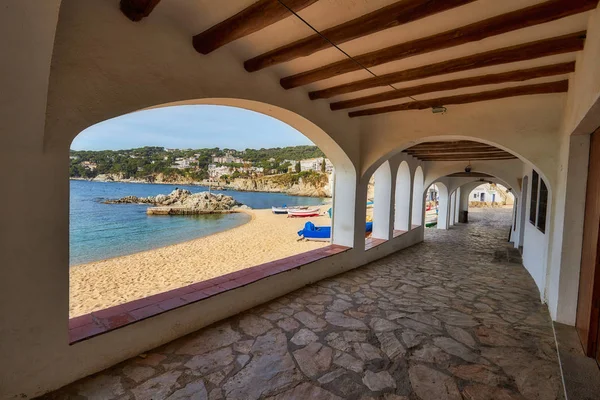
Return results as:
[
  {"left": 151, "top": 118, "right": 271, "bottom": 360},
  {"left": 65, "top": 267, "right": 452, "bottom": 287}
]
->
[{"left": 41, "top": 208, "right": 563, "bottom": 400}]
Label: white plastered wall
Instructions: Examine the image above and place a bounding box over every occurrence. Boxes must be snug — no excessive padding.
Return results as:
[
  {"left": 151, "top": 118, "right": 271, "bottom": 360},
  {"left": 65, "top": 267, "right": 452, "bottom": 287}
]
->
[
  {"left": 0, "top": 1, "right": 424, "bottom": 398},
  {"left": 372, "top": 162, "right": 393, "bottom": 240},
  {"left": 3, "top": 0, "right": 600, "bottom": 397},
  {"left": 521, "top": 166, "right": 552, "bottom": 298},
  {"left": 394, "top": 161, "right": 413, "bottom": 231},
  {"left": 542, "top": 4, "right": 600, "bottom": 324}
]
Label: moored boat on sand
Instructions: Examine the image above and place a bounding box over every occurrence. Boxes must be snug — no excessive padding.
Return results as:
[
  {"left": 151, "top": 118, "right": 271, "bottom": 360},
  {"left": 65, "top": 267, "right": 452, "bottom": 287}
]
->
[
  {"left": 288, "top": 208, "right": 321, "bottom": 217},
  {"left": 271, "top": 205, "right": 309, "bottom": 214}
]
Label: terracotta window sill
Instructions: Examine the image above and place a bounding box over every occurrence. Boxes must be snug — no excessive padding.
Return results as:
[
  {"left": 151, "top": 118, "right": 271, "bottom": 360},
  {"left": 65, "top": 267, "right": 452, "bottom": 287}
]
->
[
  {"left": 68, "top": 244, "right": 350, "bottom": 344},
  {"left": 393, "top": 229, "right": 408, "bottom": 238},
  {"left": 365, "top": 237, "right": 387, "bottom": 250}
]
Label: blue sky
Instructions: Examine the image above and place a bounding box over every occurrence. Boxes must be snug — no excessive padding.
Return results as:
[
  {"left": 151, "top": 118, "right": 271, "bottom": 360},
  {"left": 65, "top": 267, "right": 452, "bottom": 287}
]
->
[{"left": 71, "top": 105, "right": 315, "bottom": 151}]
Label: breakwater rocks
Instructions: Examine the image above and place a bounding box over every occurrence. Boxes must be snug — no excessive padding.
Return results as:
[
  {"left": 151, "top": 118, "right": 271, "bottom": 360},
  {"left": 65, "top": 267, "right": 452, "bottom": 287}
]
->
[{"left": 104, "top": 189, "right": 250, "bottom": 215}]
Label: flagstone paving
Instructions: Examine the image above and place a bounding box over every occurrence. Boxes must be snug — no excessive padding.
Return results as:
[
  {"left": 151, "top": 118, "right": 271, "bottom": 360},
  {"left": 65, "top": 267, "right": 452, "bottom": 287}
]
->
[{"left": 40, "top": 208, "right": 564, "bottom": 399}]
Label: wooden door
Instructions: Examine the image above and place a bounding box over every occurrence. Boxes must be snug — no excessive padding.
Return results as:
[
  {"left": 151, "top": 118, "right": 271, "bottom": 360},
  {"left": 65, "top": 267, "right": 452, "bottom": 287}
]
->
[
  {"left": 597, "top": 316, "right": 600, "bottom": 365},
  {"left": 577, "top": 129, "right": 600, "bottom": 357}
]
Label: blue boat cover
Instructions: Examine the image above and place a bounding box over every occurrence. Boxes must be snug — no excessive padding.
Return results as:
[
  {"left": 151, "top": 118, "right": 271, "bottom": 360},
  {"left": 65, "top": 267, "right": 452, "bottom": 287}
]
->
[
  {"left": 298, "top": 221, "right": 373, "bottom": 238},
  {"left": 297, "top": 221, "right": 331, "bottom": 239}
]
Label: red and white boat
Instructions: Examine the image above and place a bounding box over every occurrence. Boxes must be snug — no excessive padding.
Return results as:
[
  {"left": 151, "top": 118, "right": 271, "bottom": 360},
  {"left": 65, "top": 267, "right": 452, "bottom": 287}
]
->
[{"left": 287, "top": 208, "right": 321, "bottom": 217}]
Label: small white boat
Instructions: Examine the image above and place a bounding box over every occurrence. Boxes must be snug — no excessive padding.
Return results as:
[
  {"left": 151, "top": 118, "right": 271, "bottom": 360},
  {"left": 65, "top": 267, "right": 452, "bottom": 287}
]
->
[
  {"left": 287, "top": 208, "right": 321, "bottom": 217},
  {"left": 272, "top": 205, "right": 309, "bottom": 214}
]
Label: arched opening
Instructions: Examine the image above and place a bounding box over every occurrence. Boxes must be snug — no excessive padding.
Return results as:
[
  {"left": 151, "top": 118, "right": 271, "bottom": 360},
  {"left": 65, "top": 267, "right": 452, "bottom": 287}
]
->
[
  {"left": 68, "top": 103, "right": 356, "bottom": 319},
  {"left": 423, "top": 183, "right": 443, "bottom": 229},
  {"left": 411, "top": 166, "right": 424, "bottom": 227},
  {"left": 468, "top": 182, "right": 514, "bottom": 208},
  {"left": 394, "top": 161, "right": 412, "bottom": 232}
]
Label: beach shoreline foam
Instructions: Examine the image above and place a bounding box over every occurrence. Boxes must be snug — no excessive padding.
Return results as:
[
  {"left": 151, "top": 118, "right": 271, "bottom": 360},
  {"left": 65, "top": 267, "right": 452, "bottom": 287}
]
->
[{"left": 69, "top": 206, "right": 331, "bottom": 318}]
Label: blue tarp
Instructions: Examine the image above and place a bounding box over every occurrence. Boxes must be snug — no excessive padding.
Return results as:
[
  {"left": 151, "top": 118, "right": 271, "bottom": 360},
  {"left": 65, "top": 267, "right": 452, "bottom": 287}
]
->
[
  {"left": 298, "top": 221, "right": 373, "bottom": 239},
  {"left": 297, "top": 221, "right": 331, "bottom": 239}
]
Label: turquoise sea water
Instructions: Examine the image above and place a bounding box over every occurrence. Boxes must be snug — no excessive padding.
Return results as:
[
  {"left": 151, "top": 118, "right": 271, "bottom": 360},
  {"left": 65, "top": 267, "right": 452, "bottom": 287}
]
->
[{"left": 70, "top": 180, "right": 325, "bottom": 266}]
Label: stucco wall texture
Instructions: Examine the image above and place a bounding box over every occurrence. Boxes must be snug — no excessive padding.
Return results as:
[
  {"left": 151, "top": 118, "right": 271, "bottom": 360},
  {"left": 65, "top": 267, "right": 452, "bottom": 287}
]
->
[{"left": 1, "top": 0, "right": 600, "bottom": 397}]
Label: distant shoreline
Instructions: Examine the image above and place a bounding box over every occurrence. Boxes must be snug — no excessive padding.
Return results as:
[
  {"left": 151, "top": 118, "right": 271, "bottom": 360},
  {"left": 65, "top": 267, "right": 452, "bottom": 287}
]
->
[{"left": 70, "top": 177, "right": 332, "bottom": 198}]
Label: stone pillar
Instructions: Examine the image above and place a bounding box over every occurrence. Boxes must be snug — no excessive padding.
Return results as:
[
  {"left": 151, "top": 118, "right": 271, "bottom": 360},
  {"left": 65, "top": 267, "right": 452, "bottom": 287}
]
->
[
  {"left": 394, "top": 162, "right": 412, "bottom": 231},
  {"left": 436, "top": 183, "right": 450, "bottom": 230},
  {"left": 331, "top": 169, "right": 358, "bottom": 248},
  {"left": 373, "top": 162, "right": 393, "bottom": 240},
  {"left": 449, "top": 191, "right": 456, "bottom": 226},
  {"left": 411, "top": 166, "right": 424, "bottom": 226}
]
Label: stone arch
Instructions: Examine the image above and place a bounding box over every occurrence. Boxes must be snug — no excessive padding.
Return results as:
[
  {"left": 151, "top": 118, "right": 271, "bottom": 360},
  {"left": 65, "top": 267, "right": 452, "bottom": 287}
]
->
[
  {"left": 69, "top": 100, "right": 358, "bottom": 247},
  {"left": 361, "top": 135, "right": 550, "bottom": 194},
  {"left": 394, "top": 161, "right": 412, "bottom": 231},
  {"left": 412, "top": 166, "right": 424, "bottom": 227}
]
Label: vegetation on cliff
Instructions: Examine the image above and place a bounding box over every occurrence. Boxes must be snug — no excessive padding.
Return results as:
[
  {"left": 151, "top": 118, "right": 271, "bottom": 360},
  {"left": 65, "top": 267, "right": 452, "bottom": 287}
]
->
[{"left": 69, "top": 145, "right": 325, "bottom": 180}]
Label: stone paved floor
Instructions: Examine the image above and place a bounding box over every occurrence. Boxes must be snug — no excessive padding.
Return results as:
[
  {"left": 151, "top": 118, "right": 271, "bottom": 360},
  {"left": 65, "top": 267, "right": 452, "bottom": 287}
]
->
[{"left": 41, "top": 208, "right": 564, "bottom": 400}]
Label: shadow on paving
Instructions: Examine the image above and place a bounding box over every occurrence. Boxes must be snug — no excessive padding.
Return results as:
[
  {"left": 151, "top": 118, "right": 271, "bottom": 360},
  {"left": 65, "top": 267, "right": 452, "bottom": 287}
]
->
[{"left": 39, "top": 208, "right": 563, "bottom": 400}]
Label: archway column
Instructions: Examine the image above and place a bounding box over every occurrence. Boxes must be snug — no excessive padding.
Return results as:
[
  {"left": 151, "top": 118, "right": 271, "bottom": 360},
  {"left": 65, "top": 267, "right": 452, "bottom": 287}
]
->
[
  {"left": 449, "top": 191, "right": 457, "bottom": 226},
  {"left": 454, "top": 187, "right": 461, "bottom": 224},
  {"left": 372, "top": 162, "right": 393, "bottom": 240},
  {"left": 331, "top": 170, "right": 359, "bottom": 248},
  {"left": 436, "top": 183, "right": 450, "bottom": 230},
  {"left": 394, "top": 162, "right": 412, "bottom": 231},
  {"left": 411, "top": 166, "right": 425, "bottom": 227}
]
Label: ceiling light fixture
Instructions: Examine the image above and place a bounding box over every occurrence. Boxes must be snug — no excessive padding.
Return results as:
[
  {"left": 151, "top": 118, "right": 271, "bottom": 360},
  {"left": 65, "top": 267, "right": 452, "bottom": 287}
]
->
[{"left": 432, "top": 106, "right": 447, "bottom": 114}]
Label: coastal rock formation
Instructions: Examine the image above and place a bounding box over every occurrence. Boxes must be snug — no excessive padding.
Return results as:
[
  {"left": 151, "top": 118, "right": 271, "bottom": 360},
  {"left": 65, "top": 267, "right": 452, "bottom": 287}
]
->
[
  {"left": 75, "top": 172, "right": 333, "bottom": 198},
  {"left": 104, "top": 189, "right": 249, "bottom": 215},
  {"left": 225, "top": 173, "right": 332, "bottom": 197}
]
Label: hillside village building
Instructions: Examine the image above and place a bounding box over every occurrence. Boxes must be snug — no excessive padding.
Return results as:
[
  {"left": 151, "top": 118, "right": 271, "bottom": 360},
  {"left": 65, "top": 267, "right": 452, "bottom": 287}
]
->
[
  {"left": 171, "top": 157, "right": 196, "bottom": 169},
  {"left": 300, "top": 157, "right": 334, "bottom": 173},
  {"left": 212, "top": 152, "right": 245, "bottom": 164},
  {"left": 79, "top": 161, "right": 97, "bottom": 171},
  {"left": 3, "top": 1, "right": 600, "bottom": 398}
]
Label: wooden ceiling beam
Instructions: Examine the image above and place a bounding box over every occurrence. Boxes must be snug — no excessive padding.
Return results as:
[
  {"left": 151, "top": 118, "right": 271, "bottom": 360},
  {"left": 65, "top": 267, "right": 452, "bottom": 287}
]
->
[
  {"left": 193, "top": 0, "right": 319, "bottom": 54},
  {"left": 312, "top": 32, "right": 583, "bottom": 100},
  {"left": 283, "top": 0, "right": 596, "bottom": 89},
  {"left": 244, "top": 0, "right": 475, "bottom": 72},
  {"left": 408, "top": 141, "right": 494, "bottom": 150},
  {"left": 407, "top": 148, "right": 507, "bottom": 155},
  {"left": 417, "top": 155, "right": 518, "bottom": 161},
  {"left": 349, "top": 80, "right": 568, "bottom": 117},
  {"left": 330, "top": 62, "right": 575, "bottom": 110},
  {"left": 120, "top": 0, "right": 161, "bottom": 21},
  {"left": 446, "top": 172, "right": 494, "bottom": 177}
]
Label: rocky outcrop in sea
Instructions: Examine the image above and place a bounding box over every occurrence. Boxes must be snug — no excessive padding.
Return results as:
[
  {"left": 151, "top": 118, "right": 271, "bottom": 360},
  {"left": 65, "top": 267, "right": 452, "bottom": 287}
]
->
[{"left": 104, "top": 189, "right": 250, "bottom": 215}]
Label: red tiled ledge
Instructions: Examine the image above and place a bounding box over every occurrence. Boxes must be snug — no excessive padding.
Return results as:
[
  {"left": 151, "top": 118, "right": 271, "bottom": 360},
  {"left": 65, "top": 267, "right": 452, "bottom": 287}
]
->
[
  {"left": 69, "top": 244, "right": 350, "bottom": 344},
  {"left": 393, "top": 229, "right": 408, "bottom": 238},
  {"left": 364, "top": 237, "right": 387, "bottom": 251}
]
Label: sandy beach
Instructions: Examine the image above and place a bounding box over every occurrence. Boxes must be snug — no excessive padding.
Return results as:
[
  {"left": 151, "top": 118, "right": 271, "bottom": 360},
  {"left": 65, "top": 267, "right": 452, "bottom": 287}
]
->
[{"left": 70, "top": 206, "right": 331, "bottom": 317}]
